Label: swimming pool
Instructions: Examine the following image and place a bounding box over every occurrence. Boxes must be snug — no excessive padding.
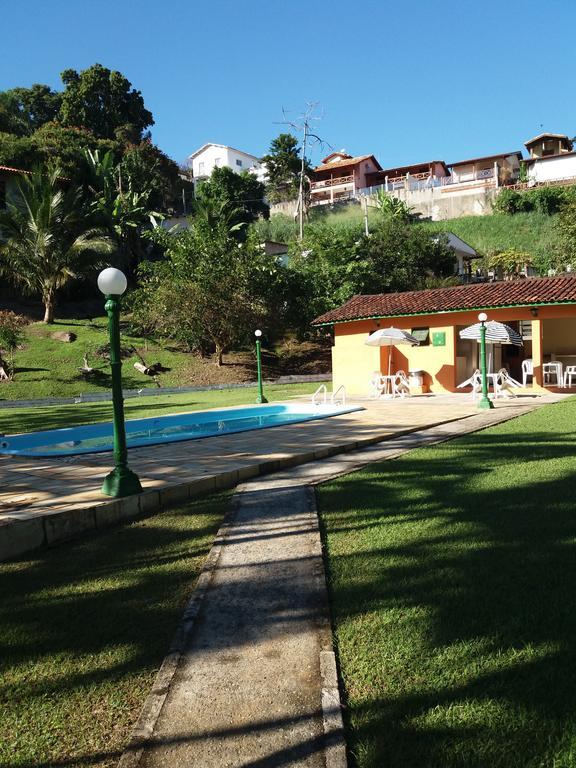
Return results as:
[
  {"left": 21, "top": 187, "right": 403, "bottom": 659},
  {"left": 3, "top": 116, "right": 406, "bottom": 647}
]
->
[{"left": 0, "top": 403, "right": 363, "bottom": 457}]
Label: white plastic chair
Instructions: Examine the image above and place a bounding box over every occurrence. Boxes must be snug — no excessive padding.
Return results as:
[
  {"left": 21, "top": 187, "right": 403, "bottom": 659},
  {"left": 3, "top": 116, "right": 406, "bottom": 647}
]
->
[
  {"left": 368, "top": 371, "right": 384, "bottom": 398},
  {"left": 522, "top": 359, "right": 533, "bottom": 386},
  {"left": 393, "top": 370, "right": 411, "bottom": 398},
  {"left": 564, "top": 365, "right": 576, "bottom": 387},
  {"left": 457, "top": 369, "right": 482, "bottom": 400},
  {"left": 494, "top": 369, "right": 518, "bottom": 398}
]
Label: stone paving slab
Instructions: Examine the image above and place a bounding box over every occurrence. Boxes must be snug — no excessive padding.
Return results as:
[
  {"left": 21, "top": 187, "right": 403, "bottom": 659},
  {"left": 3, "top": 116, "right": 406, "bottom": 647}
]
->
[{"left": 0, "top": 395, "right": 565, "bottom": 561}]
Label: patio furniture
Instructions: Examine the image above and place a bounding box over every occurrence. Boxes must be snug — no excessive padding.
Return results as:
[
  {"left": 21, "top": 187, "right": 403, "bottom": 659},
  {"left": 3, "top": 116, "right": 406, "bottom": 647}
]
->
[
  {"left": 393, "top": 370, "right": 411, "bottom": 398},
  {"left": 522, "top": 359, "right": 533, "bottom": 386},
  {"left": 365, "top": 327, "right": 420, "bottom": 378},
  {"left": 369, "top": 372, "right": 385, "bottom": 398},
  {"left": 564, "top": 365, "right": 576, "bottom": 387},
  {"left": 494, "top": 369, "right": 520, "bottom": 398},
  {"left": 543, "top": 361, "right": 564, "bottom": 387},
  {"left": 456, "top": 369, "right": 483, "bottom": 400}
]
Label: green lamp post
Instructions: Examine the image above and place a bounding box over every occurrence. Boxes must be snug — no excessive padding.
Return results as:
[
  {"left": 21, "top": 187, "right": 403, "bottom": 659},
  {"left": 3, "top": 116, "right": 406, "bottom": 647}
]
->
[
  {"left": 97, "top": 268, "right": 143, "bottom": 497},
  {"left": 255, "top": 329, "right": 268, "bottom": 404},
  {"left": 477, "top": 311, "right": 494, "bottom": 410}
]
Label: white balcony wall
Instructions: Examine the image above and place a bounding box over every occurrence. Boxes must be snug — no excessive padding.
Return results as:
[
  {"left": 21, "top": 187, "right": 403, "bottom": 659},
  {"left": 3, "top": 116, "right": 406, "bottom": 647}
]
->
[{"left": 528, "top": 155, "right": 576, "bottom": 183}]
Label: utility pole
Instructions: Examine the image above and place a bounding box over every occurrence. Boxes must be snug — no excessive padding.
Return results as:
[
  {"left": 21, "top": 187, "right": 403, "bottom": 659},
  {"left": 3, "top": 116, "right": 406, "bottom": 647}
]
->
[
  {"left": 297, "top": 119, "right": 308, "bottom": 241},
  {"left": 276, "top": 102, "right": 328, "bottom": 242}
]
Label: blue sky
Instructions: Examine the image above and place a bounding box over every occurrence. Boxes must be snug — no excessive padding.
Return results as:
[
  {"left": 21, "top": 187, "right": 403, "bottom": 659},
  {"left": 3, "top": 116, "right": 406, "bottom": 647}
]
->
[{"left": 1, "top": 0, "right": 574, "bottom": 169}]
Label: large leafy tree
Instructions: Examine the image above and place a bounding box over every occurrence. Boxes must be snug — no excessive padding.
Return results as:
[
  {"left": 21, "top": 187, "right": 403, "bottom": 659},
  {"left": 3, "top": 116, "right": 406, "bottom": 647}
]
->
[
  {"left": 131, "top": 207, "right": 282, "bottom": 365},
  {"left": 288, "top": 218, "right": 455, "bottom": 327},
  {"left": 59, "top": 64, "right": 154, "bottom": 141},
  {"left": 0, "top": 85, "right": 62, "bottom": 136},
  {"left": 195, "top": 166, "right": 269, "bottom": 229},
  {"left": 0, "top": 167, "right": 114, "bottom": 322},
  {"left": 261, "top": 133, "right": 311, "bottom": 203}
]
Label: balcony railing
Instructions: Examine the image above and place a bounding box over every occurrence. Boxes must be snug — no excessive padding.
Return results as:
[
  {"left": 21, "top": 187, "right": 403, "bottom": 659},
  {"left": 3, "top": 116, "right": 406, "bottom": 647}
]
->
[{"left": 310, "top": 175, "right": 354, "bottom": 190}]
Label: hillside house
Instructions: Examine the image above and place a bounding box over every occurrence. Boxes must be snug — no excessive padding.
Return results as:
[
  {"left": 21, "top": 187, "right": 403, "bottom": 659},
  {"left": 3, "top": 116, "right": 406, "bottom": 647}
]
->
[
  {"left": 310, "top": 152, "right": 382, "bottom": 206},
  {"left": 188, "top": 144, "right": 266, "bottom": 187},
  {"left": 363, "top": 160, "right": 450, "bottom": 192},
  {"left": 445, "top": 152, "right": 522, "bottom": 191},
  {"left": 523, "top": 133, "right": 576, "bottom": 185}
]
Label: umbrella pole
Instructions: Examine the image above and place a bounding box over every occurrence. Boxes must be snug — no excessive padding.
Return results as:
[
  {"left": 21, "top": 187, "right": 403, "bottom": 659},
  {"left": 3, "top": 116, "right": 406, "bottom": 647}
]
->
[{"left": 388, "top": 345, "right": 392, "bottom": 376}]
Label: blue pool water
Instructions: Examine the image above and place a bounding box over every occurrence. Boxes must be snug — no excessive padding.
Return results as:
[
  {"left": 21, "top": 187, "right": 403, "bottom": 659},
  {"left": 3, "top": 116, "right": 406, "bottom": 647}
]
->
[{"left": 0, "top": 403, "right": 363, "bottom": 457}]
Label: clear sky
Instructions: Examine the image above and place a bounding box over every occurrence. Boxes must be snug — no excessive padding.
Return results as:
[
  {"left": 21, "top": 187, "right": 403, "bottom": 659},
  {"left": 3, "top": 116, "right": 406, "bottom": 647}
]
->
[{"left": 1, "top": 0, "right": 574, "bottom": 169}]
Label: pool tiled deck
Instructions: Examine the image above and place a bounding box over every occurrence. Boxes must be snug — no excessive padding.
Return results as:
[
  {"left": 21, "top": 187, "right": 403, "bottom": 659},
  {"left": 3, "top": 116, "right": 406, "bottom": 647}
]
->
[{"left": 0, "top": 394, "right": 564, "bottom": 560}]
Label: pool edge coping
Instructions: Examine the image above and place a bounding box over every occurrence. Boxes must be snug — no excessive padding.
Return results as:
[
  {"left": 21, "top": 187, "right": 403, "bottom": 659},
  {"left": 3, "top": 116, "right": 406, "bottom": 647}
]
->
[{"left": 0, "top": 405, "right": 541, "bottom": 563}]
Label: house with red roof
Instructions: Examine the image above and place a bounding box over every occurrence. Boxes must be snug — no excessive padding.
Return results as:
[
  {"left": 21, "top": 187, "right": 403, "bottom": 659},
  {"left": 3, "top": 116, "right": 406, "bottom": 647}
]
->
[
  {"left": 312, "top": 276, "right": 576, "bottom": 395},
  {"left": 310, "top": 151, "right": 382, "bottom": 206}
]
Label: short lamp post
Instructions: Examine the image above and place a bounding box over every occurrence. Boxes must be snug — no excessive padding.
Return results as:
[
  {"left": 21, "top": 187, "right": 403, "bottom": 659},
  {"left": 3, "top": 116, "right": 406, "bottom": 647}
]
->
[
  {"left": 254, "top": 329, "right": 268, "bottom": 404},
  {"left": 477, "top": 312, "right": 494, "bottom": 410},
  {"left": 97, "top": 268, "right": 143, "bottom": 497}
]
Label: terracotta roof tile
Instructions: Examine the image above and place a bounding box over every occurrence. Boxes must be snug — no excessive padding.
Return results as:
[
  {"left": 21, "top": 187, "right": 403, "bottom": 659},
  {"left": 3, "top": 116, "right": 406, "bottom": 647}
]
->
[
  {"left": 313, "top": 155, "right": 381, "bottom": 173},
  {"left": 312, "top": 276, "right": 576, "bottom": 325}
]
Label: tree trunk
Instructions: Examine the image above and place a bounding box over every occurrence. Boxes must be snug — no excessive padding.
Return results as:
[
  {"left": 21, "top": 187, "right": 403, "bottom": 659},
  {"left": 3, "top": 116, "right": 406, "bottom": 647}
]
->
[
  {"left": 43, "top": 293, "right": 55, "bottom": 324},
  {"left": 215, "top": 345, "right": 223, "bottom": 367}
]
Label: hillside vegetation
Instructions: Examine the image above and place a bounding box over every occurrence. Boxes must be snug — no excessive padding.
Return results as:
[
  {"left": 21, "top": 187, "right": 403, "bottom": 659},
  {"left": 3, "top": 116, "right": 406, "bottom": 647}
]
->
[
  {"left": 0, "top": 317, "right": 330, "bottom": 401},
  {"left": 265, "top": 205, "right": 560, "bottom": 271}
]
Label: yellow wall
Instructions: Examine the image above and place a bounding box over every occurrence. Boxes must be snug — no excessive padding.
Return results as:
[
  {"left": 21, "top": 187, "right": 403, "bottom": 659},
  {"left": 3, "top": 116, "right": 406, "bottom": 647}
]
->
[{"left": 330, "top": 305, "right": 576, "bottom": 394}]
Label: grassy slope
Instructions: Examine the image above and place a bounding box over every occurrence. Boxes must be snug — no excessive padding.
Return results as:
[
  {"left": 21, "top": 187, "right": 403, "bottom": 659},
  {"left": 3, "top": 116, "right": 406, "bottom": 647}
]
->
[
  {"left": 3, "top": 382, "right": 320, "bottom": 435},
  {"left": 0, "top": 317, "right": 330, "bottom": 401},
  {"left": 420, "top": 212, "right": 558, "bottom": 261},
  {"left": 266, "top": 205, "right": 558, "bottom": 264},
  {"left": 318, "top": 398, "right": 576, "bottom": 768},
  {"left": 0, "top": 492, "right": 229, "bottom": 768}
]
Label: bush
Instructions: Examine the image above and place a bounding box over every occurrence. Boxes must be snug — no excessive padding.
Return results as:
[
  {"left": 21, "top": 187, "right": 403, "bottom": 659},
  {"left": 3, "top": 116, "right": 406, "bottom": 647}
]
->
[
  {"left": 0, "top": 310, "right": 28, "bottom": 376},
  {"left": 493, "top": 188, "right": 524, "bottom": 215},
  {"left": 494, "top": 185, "right": 576, "bottom": 216}
]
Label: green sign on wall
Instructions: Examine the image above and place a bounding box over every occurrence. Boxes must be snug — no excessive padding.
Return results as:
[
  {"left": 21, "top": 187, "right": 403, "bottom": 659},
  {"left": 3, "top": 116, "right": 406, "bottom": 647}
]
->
[{"left": 432, "top": 331, "right": 446, "bottom": 347}]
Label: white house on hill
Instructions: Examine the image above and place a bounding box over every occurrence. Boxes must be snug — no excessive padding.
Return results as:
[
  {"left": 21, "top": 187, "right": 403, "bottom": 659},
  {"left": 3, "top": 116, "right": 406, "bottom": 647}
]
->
[
  {"left": 524, "top": 133, "right": 576, "bottom": 185},
  {"left": 188, "top": 143, "right": 266, "bottom": 186}
]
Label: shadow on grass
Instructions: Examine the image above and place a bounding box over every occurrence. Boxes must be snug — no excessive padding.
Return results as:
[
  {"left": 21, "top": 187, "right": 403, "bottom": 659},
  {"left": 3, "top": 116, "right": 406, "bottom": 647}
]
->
[
  {"left": 0, "top": 496, "right": 227, "bottom": 768},
  {"left": 318, "top": 418, "right": 576, "bottom": 768}
]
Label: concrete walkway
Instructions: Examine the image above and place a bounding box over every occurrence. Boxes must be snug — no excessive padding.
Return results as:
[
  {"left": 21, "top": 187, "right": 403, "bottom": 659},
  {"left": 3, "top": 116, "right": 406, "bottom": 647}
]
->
[{"left": 118, "top": 400, "right": 559, "bottom": 768}]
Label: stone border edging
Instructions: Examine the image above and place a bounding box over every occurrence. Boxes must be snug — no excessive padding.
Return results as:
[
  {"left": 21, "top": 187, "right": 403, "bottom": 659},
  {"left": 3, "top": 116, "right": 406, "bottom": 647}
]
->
[{"left": 0, "top": 414, "right": 476, "bottom": 563}]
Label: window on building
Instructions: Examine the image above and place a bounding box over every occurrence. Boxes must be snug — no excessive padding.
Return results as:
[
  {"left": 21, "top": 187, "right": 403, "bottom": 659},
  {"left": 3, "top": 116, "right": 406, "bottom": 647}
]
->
[
  {"left": 411, "top": 328, "right": 430, "bottom": 345},
  {"left": 214, "top": 157, "right": 221, "bottom": 167},
  {"left": 198, "top": 162, "right": 205, "bottom": 174},
  {"left": 236, "top": 159, "right": 242, "bottom": 167}
]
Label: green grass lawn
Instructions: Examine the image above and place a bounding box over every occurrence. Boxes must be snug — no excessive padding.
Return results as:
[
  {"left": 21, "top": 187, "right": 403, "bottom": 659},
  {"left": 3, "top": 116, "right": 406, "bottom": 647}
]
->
[
  {"left": 317, "top": 398, "right": 576, "bottom": 768},
  {"left": 0, "top": 316, "right": 330, "bottom": 401},
  {"left": 2, "top": 382, "right": 318, "bottom": 435},
  {"left": 0, "top": 492, "right": 229, "bottom": 768}
]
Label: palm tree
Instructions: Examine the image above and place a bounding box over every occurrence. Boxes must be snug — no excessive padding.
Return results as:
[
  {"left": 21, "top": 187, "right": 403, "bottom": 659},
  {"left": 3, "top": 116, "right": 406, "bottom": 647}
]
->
[{"left": 0, "top": 167, "right": 114, "bottom": 323}]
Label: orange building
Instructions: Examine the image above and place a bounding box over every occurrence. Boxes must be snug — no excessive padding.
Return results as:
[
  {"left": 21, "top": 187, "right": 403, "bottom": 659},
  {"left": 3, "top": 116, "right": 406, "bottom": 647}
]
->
[{"left": 312, "top": 276, "right": 576, "bottom": 395}]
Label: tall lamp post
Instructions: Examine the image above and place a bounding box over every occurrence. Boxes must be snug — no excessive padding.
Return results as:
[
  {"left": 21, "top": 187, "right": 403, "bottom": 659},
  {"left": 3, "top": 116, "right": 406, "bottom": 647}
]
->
[
  {"left": 97, "top": 268, "right": 143, "bottom": 497},
  {"left": 254, "top": 329, "right": 268, "bottom": 404},
  {"left": 477, "top": 312, "right": 494, "bottom": 410}
]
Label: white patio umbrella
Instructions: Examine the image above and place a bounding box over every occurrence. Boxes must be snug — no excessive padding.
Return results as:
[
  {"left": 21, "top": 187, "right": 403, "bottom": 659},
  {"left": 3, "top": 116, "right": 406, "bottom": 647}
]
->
[
  {"left": 365, "top": 327, "right": 420, "bottom": 375},
  {"left": 459, "top": 321, "right": 523, "bottom": 372}
]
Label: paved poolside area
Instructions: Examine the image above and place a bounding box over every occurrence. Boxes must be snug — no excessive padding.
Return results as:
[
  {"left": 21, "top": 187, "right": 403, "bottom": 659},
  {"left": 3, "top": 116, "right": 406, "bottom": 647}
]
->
[{"left": 0, "top": 393, "right": 566, "bottom": 559}]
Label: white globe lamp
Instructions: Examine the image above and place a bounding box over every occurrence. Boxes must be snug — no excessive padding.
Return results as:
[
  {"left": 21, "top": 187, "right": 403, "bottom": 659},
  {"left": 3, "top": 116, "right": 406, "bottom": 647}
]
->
[{"left": 98, "top": 267, "right": 128, "bottom": 296}]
